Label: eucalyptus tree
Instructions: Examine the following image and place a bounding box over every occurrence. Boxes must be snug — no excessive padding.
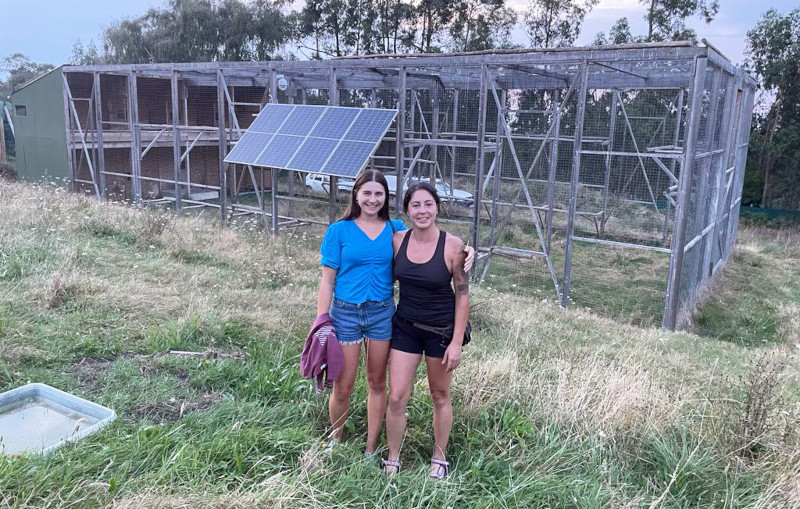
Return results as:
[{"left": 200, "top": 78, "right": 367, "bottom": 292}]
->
[
  {"left": 523, "top": 0, "right": 598, "bottom": 49},
  {"left": 0, "top": 54, "right": 54, "bottom": 98},
  {"left": 448, "top": 0, "right": 517, "bottom": 52},
  {"left": 103, "top": 0, "right": 292, "bottom": 63},
  {"left": 744, "top": 8, "right": 800, "bottom": 209},
  {"left": 641, "top": 0, "right": 718, "bottom": 42}
]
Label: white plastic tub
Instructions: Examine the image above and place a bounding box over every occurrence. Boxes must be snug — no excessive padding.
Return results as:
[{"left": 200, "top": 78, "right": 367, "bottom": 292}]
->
[{"left": 0, "top": 383, "right": 116, "bottom": 454}]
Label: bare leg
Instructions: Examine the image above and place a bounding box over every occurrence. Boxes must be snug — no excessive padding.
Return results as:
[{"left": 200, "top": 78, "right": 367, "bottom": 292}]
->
[
  {"left": 364, "top": 338, "right": 391, "bottom": 453},
  {"left": 385, "top": 350, "right": 422, "bottom": 463},
  {"left": 425, "top": 355, "right": 453, "bottom": 469},
  {"left": 328, "top": 342, "right": 362, "bottom": 442}
]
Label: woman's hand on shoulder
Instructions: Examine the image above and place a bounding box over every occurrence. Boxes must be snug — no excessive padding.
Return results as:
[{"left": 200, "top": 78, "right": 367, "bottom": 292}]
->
[
  {"left": 445, "top": 234, "right": 474, "bottom": 272},
  {"left": 392, "top": 229, "right": 408, "bottom": 253},
  {"left": 463, "top": 245, "right": 475, "bottom": 272}
]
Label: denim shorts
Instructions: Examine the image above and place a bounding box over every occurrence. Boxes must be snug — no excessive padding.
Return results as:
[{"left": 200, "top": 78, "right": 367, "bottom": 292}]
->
[{"left": 329, "top": 296, "right": 395, "bottom": 344}]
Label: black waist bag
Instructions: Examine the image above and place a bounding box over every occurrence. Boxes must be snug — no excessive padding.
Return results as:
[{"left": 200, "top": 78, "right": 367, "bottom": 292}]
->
[{"left": 410, "top": 319, "right": 472, "bottom": 346}]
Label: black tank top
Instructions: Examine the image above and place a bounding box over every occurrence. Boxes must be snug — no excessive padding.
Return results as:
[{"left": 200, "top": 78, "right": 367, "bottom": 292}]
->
[{"left": 394, "top": 229, "right": 455, "bottom": 326}]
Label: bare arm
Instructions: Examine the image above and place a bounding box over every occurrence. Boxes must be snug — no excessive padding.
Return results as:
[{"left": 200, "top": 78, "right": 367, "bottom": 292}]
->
[
  {"left": 443, "top": 236, "right": 470, "bottom": 372},
  {"left": 317, "top": 266, "right": 337, "bottom": 316},
  {"left": 463, "top": 245, "right": 475, "bottom": 273},
  {"left": 392, "top": 230, "right": 408, "bottom": 256}
]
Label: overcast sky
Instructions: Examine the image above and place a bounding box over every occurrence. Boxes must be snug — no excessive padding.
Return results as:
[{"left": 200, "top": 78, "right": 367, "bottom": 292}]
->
[{"left": 1, "top": 0, "right": 796, "bottom": 73}]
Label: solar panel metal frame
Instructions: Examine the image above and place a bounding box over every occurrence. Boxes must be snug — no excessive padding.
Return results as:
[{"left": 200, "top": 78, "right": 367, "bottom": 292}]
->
[{"left": 223, "top": 104, "right": 397, "bottom": 178}]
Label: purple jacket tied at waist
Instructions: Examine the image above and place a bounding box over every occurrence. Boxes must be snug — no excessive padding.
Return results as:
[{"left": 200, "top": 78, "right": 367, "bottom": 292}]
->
[{"left": 301, "top": 313, "right": 344, "bottom": 395}]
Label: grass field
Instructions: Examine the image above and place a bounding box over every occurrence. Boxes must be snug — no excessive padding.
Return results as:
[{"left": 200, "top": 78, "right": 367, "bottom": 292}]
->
[{"left": 0, "top": 180, "right": 799, "bottom": 508}]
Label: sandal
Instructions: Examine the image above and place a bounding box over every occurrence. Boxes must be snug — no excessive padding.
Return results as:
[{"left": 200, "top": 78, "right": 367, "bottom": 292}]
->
[
  {"left": 382, "top": 459, "right": 401, "bottom": 477},
  {"left": 322, "top": 439, "right": 339, "bottom": 453},
  {"left": 362, "top": 451, "right": 381, "bottom": 468},
  {"left": 429, "top": 458, "right": 449, "bottom": 479}
]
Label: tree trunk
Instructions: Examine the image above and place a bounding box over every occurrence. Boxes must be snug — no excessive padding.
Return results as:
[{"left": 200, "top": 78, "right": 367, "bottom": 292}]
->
[
  {"left": 0, "top": 113, "right": 6, "bottom": 163},
  {"left": 647, "top": 0, "right": 656, "bottom": 41},
  {"left": 760, "top": 99, "right": 781, "bottom": 207}
]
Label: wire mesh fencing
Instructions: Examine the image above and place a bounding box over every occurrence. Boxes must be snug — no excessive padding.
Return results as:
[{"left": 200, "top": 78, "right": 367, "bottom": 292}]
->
[{"left": 60, "top": 44, "right": 756, "bottom": 329}]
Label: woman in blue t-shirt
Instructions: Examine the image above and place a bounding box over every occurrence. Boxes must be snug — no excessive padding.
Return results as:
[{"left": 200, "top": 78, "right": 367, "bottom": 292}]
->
[{"left": 317, "top": 169, "right": 471, "bottom": 459}]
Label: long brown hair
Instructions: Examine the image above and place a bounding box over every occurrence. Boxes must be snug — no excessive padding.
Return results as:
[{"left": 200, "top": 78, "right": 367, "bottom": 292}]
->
[{"left": 339, "top": 169, "right": 391, "bottom": 221}]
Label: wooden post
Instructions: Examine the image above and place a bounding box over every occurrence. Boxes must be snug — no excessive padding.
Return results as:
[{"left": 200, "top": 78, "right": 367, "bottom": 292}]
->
[
  {"left": 546, "top": 89, "right": 561, "bottom": 252},
  {"left": 471, "top": 64, "right": 489, "bottom": 251},
  {"left": 561, "top": 62, "right": 589, "bottom": 307},
  {"left": 430, "top": 84, "right": 440, "bottom": 183},
  {"left": 92, "top": 72, "right": 106, "bottom": 199},
  {"left": 663, "top": 56, "right": 708, "bottom": 330},
  {"left": 487, "top": 87, "right": 505, "bottom": 248},
  {"left": 287, "top": 77, "right": 295, "bottom": 217},
  {"left": 270, "top": 69, "right": 279, "bottom": 234},
  {"left": 328, "top": 67, "right": 339, "bottom": 224},
  {"left": 450, "top": 89, "right": 459, "bottom": 190},
  {"left": 171, "top": 70, "right": 182, "bottom": 210},
  {"left": 600, "top": 90, "right": 617, "bottom": 236},
  {"left": 61, "top": 73, "right": 76, "bottom": 192},
  {"left": 128, "top": 71, "right": 142, "bottom": 204},
  {"left": 217, "top": 68, "right": 227, "bottom": 225},
  {"left": 395, "top": 67, "right": 407, "bottom": 215}
]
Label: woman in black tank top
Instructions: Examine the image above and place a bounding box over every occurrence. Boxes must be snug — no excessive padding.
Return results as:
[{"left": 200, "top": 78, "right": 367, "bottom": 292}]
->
[{"left": 383, "top": 182, "right": 470, "bottom": 479}]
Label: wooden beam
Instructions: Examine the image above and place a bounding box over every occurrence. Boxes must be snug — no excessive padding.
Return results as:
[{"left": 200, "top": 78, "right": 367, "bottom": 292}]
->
[
  {"left": 171, "top": 70, "right": 182, "bottom": 210},
  {"left": 93, "top": 72, "right": 106, "bottom": 198}
]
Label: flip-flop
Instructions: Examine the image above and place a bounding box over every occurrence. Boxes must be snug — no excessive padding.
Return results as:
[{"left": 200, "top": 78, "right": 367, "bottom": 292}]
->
[{"left": 430, "top": 458, "right": 449, "bottom": 479}]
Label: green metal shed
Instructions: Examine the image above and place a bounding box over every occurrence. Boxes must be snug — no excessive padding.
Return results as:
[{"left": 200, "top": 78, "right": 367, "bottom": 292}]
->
[{"left": 9, "top": 66, "right": 68, "bottom": 183}]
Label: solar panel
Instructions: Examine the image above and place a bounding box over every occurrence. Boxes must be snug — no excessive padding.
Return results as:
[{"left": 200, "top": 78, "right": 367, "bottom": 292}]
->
[
  {"left": 255, "top": 134, "right": 304, "bottom": 168},
  {"left": 311, "top": 108, "right": 360, "bottom": 138},
  {"left": 224, "top": 132, "right": 274, "bottom": 165},
  {"left": 223, "top": 103, "right": 396, "bottom": 177},
  {"left": 323, "top": 141, "right": 376, "bottom": 175},
  {"left": 278, "top": 106, "right": 325, "bottom": 136},
  {"left": 344, "top": 109, "right": 398, "bottom": 143},
  {"left": 288, "top": 137, "right": 339, "bottom": 172},
  {"left": 248, "top": 103, "right": 293, "bottom": 134}
]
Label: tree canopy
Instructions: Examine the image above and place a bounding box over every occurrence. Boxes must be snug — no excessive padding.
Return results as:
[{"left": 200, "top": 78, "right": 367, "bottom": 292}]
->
[
  {"left": 100, "top": 0, "right": 292, "bottom": 63},
  {"left": 594, "top": 0, "right": 718, "bottom": 45},
  {"left": 524, "top": 0, "right": 598, "bottom": 48},
  {"left": 0, "top": 54, "right": 55, "bottom": 99},
  {"left": 294, "top": 0, "right": 518, "bottom": 57},
  {"left": 743, "top": 8, "right": 800, "bottom": 209}
]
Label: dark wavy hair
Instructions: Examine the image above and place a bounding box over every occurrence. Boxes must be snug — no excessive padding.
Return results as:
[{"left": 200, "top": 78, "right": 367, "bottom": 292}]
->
[
  {"left": 403, "top": 181, "right": 441, "bottom": 214},
  {"left": 339, "top": 169, "right": 391, "bottom": 221}
]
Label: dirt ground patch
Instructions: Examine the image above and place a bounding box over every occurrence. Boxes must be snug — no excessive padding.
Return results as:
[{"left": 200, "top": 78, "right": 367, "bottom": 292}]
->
[{"left": 130, "top": 392, "right": 222, "bottom": 422}]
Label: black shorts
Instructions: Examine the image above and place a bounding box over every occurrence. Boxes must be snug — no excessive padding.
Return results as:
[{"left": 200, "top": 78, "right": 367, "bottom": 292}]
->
[{"left": 391, "top": 314, "right": 451, "bottom": 358}]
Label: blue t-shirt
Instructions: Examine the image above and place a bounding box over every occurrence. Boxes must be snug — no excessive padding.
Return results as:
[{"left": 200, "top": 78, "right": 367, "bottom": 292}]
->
[{"left": 320, "top": 219, "right": 407, "bottom": 303}]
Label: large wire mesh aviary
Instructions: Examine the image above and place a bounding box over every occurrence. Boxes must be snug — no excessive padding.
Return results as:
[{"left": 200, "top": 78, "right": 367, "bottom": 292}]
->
[{"left": 60, "top": 42, "right": 756, "bottom": 330}]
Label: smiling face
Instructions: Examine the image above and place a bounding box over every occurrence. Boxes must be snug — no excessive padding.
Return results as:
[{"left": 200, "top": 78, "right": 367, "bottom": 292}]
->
[
  {"left": 356, "top": 181, "right": 386, "bottom": 218},
  {"left": 405, "top": 188, "right": 439, "bottom": 229}
]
